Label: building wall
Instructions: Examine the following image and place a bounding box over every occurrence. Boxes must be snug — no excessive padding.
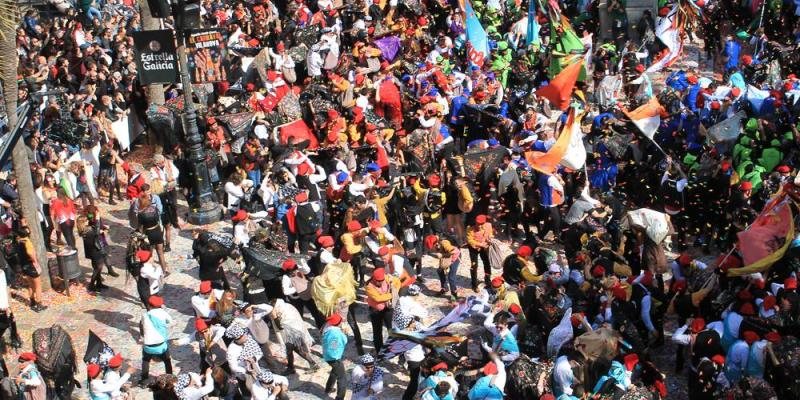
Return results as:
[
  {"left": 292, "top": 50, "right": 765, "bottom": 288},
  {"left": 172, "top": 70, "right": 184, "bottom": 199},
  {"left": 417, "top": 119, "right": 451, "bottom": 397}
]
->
[{"left": 598, "top": 0, "right": 658, "bottom": 42}]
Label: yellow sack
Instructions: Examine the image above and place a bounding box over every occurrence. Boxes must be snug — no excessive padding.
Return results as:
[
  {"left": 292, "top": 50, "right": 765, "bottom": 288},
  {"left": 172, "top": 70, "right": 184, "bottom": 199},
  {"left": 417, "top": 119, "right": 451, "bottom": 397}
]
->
[{"left": 312, "top": 262, "right": 358, "bottom": 316}]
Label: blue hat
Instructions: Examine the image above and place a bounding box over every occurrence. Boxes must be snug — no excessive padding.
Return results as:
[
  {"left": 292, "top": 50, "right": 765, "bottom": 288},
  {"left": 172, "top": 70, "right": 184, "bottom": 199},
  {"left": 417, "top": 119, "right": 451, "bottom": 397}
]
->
[
  {"left": 429, "top": 88, "right": 439, "bottom": 96},
  {"left": 366, "top": 162, "right": 380, "bottom": 172},
  {"left": 421, "top": 81, "right": 429, "bottom": 88},
  {"left": 463, "top": 87, "right": 471, "bottom": 95},
  {"left": 401, "top": 74, "right": 411, "bottom": 82},
  {"left": 471, "top": 65, "right": 480, "bottom": 71},
  {"left": 487, "top": 72, "right": 496, "bottom": 81},
  {"left": 336, "top": 171, "right": 349, "bottom": 183},
  {"left": 488, "top": 138, "right": 499, "bottom": 146}
]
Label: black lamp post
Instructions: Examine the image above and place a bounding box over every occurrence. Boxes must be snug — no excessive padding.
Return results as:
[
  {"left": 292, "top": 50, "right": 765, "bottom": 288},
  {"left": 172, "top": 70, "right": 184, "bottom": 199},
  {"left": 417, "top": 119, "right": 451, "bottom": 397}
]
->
[{"left": 151, "top": 0, "right": 221, "bottom": 224}]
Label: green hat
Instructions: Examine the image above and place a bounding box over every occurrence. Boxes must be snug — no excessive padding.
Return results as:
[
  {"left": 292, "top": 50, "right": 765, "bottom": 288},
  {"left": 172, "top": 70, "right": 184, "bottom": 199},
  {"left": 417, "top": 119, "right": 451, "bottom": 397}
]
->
[
  {"left": 498, "top": 41, "right": 509, "bottom": 51},
  {"left": 487, "top": 26, "right": 498, "bottom": 34},
  {"left": 436, "top": 55, "right": 444, "bottom": 63},
  {"left": 736, "top": 31, "right": 750, "bottom": 40},
  {"left": 740, "top": 136, "right": 752, "bottom": 146},
  {"left": 683, "top": 153, "right": 698, "bottom": 166},
  {"left": 745, "top": 118, "right": 758, "bottom": 132},
  {"left": 770, "top": 139, "right": 781, "bottom": 147}
]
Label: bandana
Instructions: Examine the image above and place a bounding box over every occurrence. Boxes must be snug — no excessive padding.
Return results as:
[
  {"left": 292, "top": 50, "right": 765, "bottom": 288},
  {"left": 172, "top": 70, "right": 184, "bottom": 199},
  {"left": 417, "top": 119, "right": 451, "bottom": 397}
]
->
[
  {"left": 359, "top": 353, "right": 376, "bottom": 365},
  {"left": 239, "top": 335, "right": 264, "bottom": 364},
  {"left": 225, "top": 324, "right": 246, "bottom": 339},
  {"left": 257, "top": 370, "right": 274, "bottom": 384},
  {"left": 393, "top": 310, "right": 413, "bottom": 329},
  {"left": 174, "top": 373, "right": 191, "bottom": 400}
]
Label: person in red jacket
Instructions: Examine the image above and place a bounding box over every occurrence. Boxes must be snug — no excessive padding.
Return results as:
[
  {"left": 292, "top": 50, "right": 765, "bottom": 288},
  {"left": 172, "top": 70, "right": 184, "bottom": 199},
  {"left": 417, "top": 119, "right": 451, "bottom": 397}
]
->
[
  {"left": 375, "top": 70, "right": 402, "bottom": 128},
  {"left": 123, "top": 162, "right": 146, "bottom": 201}
]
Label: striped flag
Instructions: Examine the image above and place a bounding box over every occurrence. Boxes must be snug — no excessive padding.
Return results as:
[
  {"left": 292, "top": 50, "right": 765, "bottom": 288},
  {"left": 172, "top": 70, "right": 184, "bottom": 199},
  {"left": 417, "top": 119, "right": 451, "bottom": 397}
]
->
[{"left": 623, "top": 97, "right": 667, "bottom": 139}]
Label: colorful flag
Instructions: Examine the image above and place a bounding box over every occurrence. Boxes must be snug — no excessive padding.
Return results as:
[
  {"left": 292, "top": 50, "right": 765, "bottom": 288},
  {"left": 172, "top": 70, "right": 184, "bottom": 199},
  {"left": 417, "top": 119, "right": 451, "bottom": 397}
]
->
[
  {"left": 536, "top": 60, "right": 584, "bottom": 110},
  {"left": 547, "top": 16, "right": 586, "bottom": 78},
  {"left": 526, "top": 107, "right": 579, "bottom": 174},
  {"left": 462, "top": 0, "right": 490, "bottom": 67},
  {"left": 560, "top": 109, "right": 587, "bottom": 170},
  {"left": 730, "top": 194, "right": 795, "bottom": 277},
  {"left": 646, "top": 5, "right": 683, "bottom": 73},
  {"left": 746, "top": 84, "right": 771, "bottom": 114},
  {"left": 623, "top": 96, "right": 667, "bottom": 139},
  {"left": 374, "top": 36, "right": 402, "bottom": 61},
  {"left": 526, "top": 0, "right": 540, "bottom": 46}
]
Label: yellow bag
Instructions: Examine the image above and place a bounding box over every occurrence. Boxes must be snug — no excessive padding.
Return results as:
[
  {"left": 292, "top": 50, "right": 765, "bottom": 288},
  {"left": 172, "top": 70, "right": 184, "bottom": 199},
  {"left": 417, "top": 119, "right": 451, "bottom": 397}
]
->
[{"left": 150, "top": 178, "right": 165, "bottom": 195}]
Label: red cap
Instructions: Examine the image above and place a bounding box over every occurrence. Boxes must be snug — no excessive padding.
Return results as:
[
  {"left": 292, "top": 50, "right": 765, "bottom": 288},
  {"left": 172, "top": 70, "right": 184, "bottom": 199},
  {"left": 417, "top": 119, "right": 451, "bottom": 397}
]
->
[
  {"left": 424, "top": 235, "right": 439, "bottom": 250},
  {"left": 765, "top": 332, "right": 781, "bottom": 343},
  {"left": 623, "top": 354, "right": 639, "bottom": 371},
  {"left": 327, "top": 313, "right": 343, "bottom": 326},
  {"left": 194, "top": 318, "right": 208, "bottom": 332},
  {"left": 378, "top": 246, "right": 390, "bottom": 257},
  {"left": 428, "top": 174, "right": 441, "bottom": 187},
  {"left": 672, "top": 278, "right": 687, "bottom": 293},
  {"left": 347, "top": 221, "right": 362, "bottom": 232},
  {"left": 739, "top": 181, "right": 753, "bottom": 191},
  {"left": 712, "top": 355, "right": 726, "bottom": 365},
  {"left": 327, "top": 131, "right": 339, "bottom": 143},
  {"left": 721, "top": 161, "right": 731, "bottom": 171},
  {"left": 731, "top": 87, "right": 742, "bottom": 97},
  {"left": 369, "top": 219, "right": 382, "bottom": 231},
  {"left": 276, "top": 42, "right": 285, "bottom": 51},
  {"left": 87, "top": 364, "right": 101, "bottom": 379},
  {"left": 108, "top": 354, "right": 123, "bottom": 368},
  {"left": 295, "top": 191, "right": 308, "bottom": 203},
  {"left": 516, "top": 245, "right": 532, "bottom": 258},
  {"left": 246, "top": 83, "right": 256, "bottom": 92},
  {"left": 476, "top": 215, "right": 487, "bottom": 225},
  {"left": 417, "top": 16, "right": 427, "bottom": 26},
  {"left": 18, "top": 352, "right": 37, "bottom": 362},
  {"left": 777, "top": 165, "right": 791, "bottom": 173},
  {"left": 148, "top": 295, "right": 164, "bottom": 308},
  {"left": 366, "top": 123, "right": 378, "bottom": 131},
  {"left": 763, "top": 295, "right": 777, "bottom": 310},
  {"left": 431, "top": 362, "right": 448, "bottom": 371},
  {"left": 592, "top": 265, "right": 606, "bottom": 278},
  {"left": 207, "top": 117, "right": 217, "bottom": 125},
  {"left": 743, "top": 330, "right": 760, "bottom": 344},
  {"left": 491, "top": 276, "right": 504, "bottom": 288},
  {"left": 739, "top": 302, "right": 755, "bottom": 316},
  {"left": 612, "top": 286, "right": 627, "bottom": 301},
  {"left": 232, "top": 209, "right": 248, "bottom": 222},
  {"left": 281, "top": 259, "right": 297, "bottom": 271},
  {"left": 372, "top": 268, "right": 386, "bottom": 281},
  {"left": 743, "top": 55, "right": 753, "bottom": 65},
  {"left": 327, "top": 109, "right": 339, "bottom": 119},
  {"left": 688, "top": 75, "right": 698, "bottom": 84},
  {"left": 639, "top": 272, "right": 654, "bottom": 287},
  {"left": 318, "top": 235, "right": 335, "bottom": 248},
  {"left": 365, "top": 133, "right": 378, "bottom": 145},
  {"left": 635, "top": 64, "right": 645, "bottom": 73},
  {"left": 737, "top": 290, "right": 753, "bottom": 301},
  {"left": 483, "top": 361, "right": 498, "bottom": 375},
  {"left": 710, "top": 101, "right": 721, "bottom": 110},
  {"left": 136, "top": 249, "right": 152, "bottom": 263},
  {"left": 691, "top": 318, "right": 706, "bottom": 332},
  {"left": 509, "top": 304, "right": 522, "bottom": 315},
  {"left": 658, "top": 6, "right": 670, "bottom": 16},
  {"left": 199, "top": 280, "right": 212, "bottom": 294},
  {"left": 785, "top": 277, "right": 797, "bottom": 290}
]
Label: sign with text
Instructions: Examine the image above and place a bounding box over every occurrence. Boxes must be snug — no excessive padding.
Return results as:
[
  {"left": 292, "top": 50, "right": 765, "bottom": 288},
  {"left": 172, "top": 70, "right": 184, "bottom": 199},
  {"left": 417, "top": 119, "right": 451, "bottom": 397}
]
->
[
  {"left": 133, "top": 30, "right": 178, "bottom": 85},
  {"left": 186, "top": 29, "right": 227, "bottom": 83}
]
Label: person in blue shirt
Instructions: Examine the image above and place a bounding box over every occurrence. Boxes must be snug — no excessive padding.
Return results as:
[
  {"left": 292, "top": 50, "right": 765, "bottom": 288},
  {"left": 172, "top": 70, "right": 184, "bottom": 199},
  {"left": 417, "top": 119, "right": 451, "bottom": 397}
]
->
[
  {"left": 467, "top": 348, "right": 506, "bottom": 399},
  {"left": 323, "top": 312, "right": 348, "bottom": 400},
  {"left": 419, "top": 362, "right": 458, "bottom": 399},
  {"left": 449, "top": 89, "right": 470, "bottom": 152},
  {"left": 483, "top": 311, "right": 520, "bottom": 364},
  {"left": 722, "top": 34, "right": 741, "bottom": 72},
  {"left": 684, "top": 75, "right": 701, "bottom": 112}
]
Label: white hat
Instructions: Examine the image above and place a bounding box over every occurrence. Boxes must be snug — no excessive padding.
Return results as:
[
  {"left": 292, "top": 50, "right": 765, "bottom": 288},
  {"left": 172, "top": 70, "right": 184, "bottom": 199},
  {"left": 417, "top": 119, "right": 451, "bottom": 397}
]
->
[{"left": 549, "top": 263, "right": 561, "bottom": 273}]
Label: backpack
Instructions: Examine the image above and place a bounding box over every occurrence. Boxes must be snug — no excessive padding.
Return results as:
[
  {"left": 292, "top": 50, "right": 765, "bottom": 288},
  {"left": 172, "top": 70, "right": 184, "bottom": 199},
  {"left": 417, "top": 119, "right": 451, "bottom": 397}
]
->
[
  {"left": 126, "top": 232, "right": 149, "bottom": 277},
  {"left": 295, "top": 203, "right": 319, "bottom": 235}
]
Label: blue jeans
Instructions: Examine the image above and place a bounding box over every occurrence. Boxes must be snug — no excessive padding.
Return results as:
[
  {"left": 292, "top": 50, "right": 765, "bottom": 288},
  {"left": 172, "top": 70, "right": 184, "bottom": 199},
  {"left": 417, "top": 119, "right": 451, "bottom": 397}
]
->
[
  {"left": 438, "top": 260, "right": 460, "bottom": 296},
  {"left": 247, "top": 169, "right": 262, "bottom": 187}
]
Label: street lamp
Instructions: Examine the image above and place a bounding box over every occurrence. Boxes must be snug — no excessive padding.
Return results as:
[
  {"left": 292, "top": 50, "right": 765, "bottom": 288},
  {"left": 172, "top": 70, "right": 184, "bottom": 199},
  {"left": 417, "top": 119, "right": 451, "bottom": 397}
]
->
[{"left": 150, "top": 0, "right": 221, "bottom": 224}]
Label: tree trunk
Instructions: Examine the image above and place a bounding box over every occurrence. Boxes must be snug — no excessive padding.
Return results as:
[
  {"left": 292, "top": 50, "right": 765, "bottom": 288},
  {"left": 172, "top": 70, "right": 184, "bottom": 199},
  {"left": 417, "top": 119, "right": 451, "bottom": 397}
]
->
[
  {"left": 0, "top": 2, "right": 50, "bottom": 290},
  {"left": 138, "top": 0, "right": 166, "bottom": 106}
]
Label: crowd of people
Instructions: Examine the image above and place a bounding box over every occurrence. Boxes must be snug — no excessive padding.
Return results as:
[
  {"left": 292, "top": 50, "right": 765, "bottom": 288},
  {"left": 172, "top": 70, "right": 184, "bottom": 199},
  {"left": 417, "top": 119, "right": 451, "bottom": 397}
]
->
[{"left": 4, "top": 0, "right": 800, "bottom": 397}]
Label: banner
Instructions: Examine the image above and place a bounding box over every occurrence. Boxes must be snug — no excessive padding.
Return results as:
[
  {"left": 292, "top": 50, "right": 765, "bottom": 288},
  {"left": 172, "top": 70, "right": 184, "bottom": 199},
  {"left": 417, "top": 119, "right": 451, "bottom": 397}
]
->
[
  {"left": 526, "top": 0, "right": 540, "bottom": 46},
  {"left": 374, "top": 36, "right": 402, "bottom": 61},
  {"left": 112, "top": 116, "right": 132, "bottom": 150},
  {"left": 133, "top": 30, "right": 179, "bottom": 85},
  {"left": 462, "top": 0, "right": 490, "bottom": 67},
  {"left": 731, "top": 194, "right": 795, "bottom": 276},
  {"left": 707, "top": 111, "right": 745, "bottom": 143},
  {"left": 186, "top": 29, "right": 227, "bottom": 84}
]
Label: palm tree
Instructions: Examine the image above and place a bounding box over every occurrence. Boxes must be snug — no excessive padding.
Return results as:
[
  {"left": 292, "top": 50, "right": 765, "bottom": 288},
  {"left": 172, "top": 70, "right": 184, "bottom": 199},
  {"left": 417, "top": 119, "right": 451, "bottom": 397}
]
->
[{"left": 1, "top": 1, "right": 51, "bottom": 290}]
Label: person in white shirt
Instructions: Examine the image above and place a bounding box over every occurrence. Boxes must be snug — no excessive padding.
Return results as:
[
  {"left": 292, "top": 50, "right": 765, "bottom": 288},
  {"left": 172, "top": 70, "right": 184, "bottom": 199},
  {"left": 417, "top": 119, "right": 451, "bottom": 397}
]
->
[
  {"left": 350, "top": 353, "right": 384, "bottom": 400},
  {"left": 232, "top": 209, "right": 270, "bottom": 247},
  {"left": 224, "top": 174, "right": 253, "bottom": 216},
  {"left": 235, "top": 303, "right": 275, "bottom": 357},
  {"left": 139, "top": 295, "right": 173, "bottom": 384},
  {"left": 87, "top": 362, "right": 132, "bottom": 400},
  {"left": 318, "top": 235, "right": 338, "bottom": 267},
  {"left": 16, "top": 352, "right": 46, "bottom": 399},
  {"left": 172, "top": 370, "right": 215, "bottom": 400},
  {"left": 103, "top": 354, "right": 132, "bottom": 400},
  {"left": 249, "top": 368, "right": 290, "bottom": 400},
  {"left": 225, "top": 324, "right": 263, "bottom": 382},
  {"left": 307, "top": 44, "right": 324, "bottom": 78},
  {"left": 394, "top": 311, "right": 425, "bottom": 400},
  {"left": 138, "top": 249, "right": 163, "bottom": 299},
  {"left": 191, "top": 280, "right": 218, "bottom": 319}
]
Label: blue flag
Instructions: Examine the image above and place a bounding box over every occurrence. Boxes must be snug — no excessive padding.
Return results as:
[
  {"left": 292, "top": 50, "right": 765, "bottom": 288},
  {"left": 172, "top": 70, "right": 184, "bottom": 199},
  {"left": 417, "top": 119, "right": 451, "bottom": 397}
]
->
[
  {"left": 463, "top": 0, "right": 490, "bottom": 67},
  {"left": 526, "top": 0, "right": 540, "bottom": 46}
]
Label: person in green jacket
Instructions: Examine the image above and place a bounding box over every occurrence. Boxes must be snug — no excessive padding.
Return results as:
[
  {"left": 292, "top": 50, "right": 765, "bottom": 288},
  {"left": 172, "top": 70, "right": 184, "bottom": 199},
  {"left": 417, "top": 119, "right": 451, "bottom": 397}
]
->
[
  {"left": 491, "top": 42, "right": 513, "bottom": 87},
  {"left": 757, "top": 139, "right": 783, "bottom": 173}
]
